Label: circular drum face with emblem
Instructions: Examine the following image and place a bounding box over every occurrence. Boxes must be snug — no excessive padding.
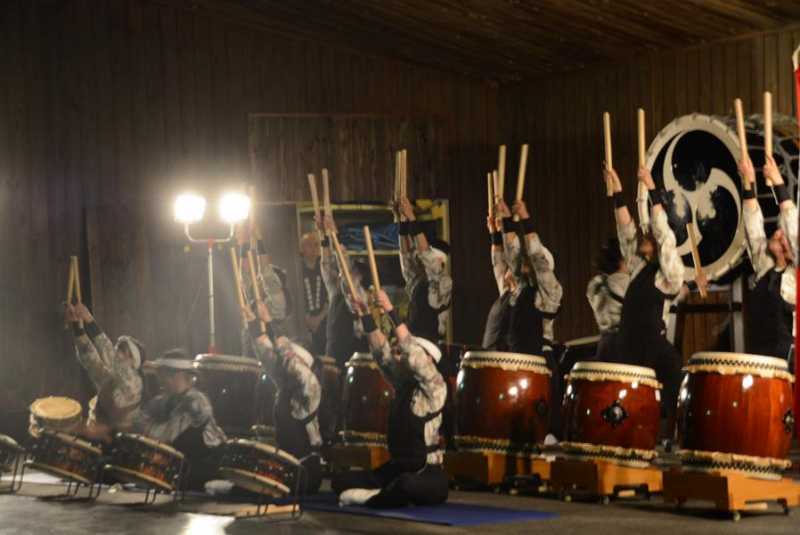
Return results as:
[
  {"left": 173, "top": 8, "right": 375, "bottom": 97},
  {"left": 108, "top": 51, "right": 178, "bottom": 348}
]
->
[
  {"left": 455, "top": 351, "right": 551, "bottom": 454},
  {"left": 316, "top": 356, "right": 341, "bottom": 446},
  {"left": 340, "top": 353, "right": 395, "bottom": 446},
  {"left": 676, "top": 352, "right": 795, "bottom": 480},
  {"left": 218, "top": 439, "right": 301, "bottom": 497},
  {"left": 194, "top": 354, "right": 265, "bottom": 437},
  {"left": 26, "top": 430, "right": 102, "bottom": 485},
  {"left": 647, "top": 114, "right": 745, "bottom": 282},
  {"left": 104, "top": 433, "right": 185, "bottom": 492},
  {"left": 561, "top": 362, "right": 661, "bottom": 467}
]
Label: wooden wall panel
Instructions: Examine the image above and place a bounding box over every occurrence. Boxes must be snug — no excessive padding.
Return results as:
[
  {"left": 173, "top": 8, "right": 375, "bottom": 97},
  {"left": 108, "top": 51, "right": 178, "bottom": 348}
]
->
[
  {"left": 500, "top": 27, "right": 800, "bottom": 343},
  {"left": 0, "top": 0, "right": 497, "bottom": 438}
]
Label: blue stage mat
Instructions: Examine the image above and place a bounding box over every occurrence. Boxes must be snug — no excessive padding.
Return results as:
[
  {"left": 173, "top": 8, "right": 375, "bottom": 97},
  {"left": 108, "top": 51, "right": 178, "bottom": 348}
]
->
[{"left": 298, "top": 493, "right": 557, "bottom": 526}]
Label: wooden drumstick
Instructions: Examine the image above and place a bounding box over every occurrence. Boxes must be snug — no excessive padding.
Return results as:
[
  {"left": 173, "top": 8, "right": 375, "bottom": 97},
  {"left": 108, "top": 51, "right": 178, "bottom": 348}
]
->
[
  {"left": 513, "top": 144, "right": 529, "bottom": 222},
  {"left": 246, "top": 249, "right": 266, "bottom": 333},
  {"left": 637, "top": 109, "right": 646, "bottom": 168},
  {"left": 487, "top": 172, "right": 494, "bottom": 216},
  {"left": 734, "top": 98, "right": 748, "bottom": 164},
  {"left": 492, "top": 170, "right": 500, "bottom": 207},
  {"left": 400, "top": 149, "right": 408, "bottom": 199},
  {"left": 66, "top": 257, "right": 76, "bottom": 304},
  {"left": 72, "top": 256, "right": 82, "bottom": 303},
  {"left": 308, "top": 173, "right": 321, "bottom": 222},
  {"left": 687, "top": 221, "right": 708, "bottom": 299},
  {"left": 363, "top": 226, "right": 381, "bottom": 293},
  {"left": 497, "top": 145, "right": 506, "bottom": 199},
  {"left": 394, "top": 151, "right": 401, "bottom": 204},
  {"left": 331, "top": 232, "right": 358, "bottom": 301},
  {"left": 603, "top": 112, "right": 613, "bottom": 170},
  {"left": 322, "top": 168, "right": 332, "bottom": 218},
  {"left": 764, "top": 91, "right": 774, "bottom": 186}
]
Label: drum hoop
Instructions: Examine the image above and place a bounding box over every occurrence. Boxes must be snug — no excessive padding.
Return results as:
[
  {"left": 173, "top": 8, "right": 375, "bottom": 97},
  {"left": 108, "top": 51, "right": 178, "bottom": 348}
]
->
[
  {"left": 564, "top": 335, "right": 602, "bottom": 348},
  {"left": 686, "top": 352, "right": 794, "bottom": 382},
  {"left": 345, "top": 359, "right": 379, "bottom": 370},
  {"left": 677, "top": 449, "right": 791, "bottom": 473},
  {"left": 338, "top": 430, "right": 387, "bottom": 446},
  {"left": 453, "top": 434, "right": 540, "bottom": 454},
  {"left": 41, "top": 430, "right": 102, "bottom": 454},
  {"left": 218, "top": 467, "right": 291, "bottom": 496},
  {"left": 195, "top": 354, "right": 261, "bottom": 365},
  {"left": 194, "top": 362, "right": 263, "bottom": 373},
  {"left": 226, "top": 439, "right": 301, "bottom": 466},
  {"left": 30, "top": 397, "right": 82, "bottom": 420},
  {"left": 461, "top": 353, "right": 551, "bottom": 375},
  {"left": 116, "top": 433, "right": 185, "bottom": 459},
  {"left": 0, "top": 434, "right": 23, "bottom": 453},
  {"left": 24, "top": 461, "right": 94, "bottom": 486},
  {"left": 103, "top": 464, "right": 175, "bottom": 492},
  {"left": 568, "top": 361, "right": 661, "bottom": 388}
]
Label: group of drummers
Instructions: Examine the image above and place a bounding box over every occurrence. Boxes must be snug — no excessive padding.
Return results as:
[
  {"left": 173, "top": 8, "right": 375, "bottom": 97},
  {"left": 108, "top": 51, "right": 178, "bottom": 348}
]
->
[{"left": 7, "top": 134, "right": 798, "bottom": 510}]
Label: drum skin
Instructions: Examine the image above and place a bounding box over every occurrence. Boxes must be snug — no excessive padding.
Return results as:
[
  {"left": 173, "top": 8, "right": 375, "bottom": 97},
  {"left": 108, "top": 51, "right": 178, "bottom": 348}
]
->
[
  {"left": 26, "top": 430, "right": 102, "bottom": 485},
  {"left": 340, "top": 353, "right": 394, "bottom": 445},
  {"left": 218, "top": 439, "right": 300, "bottom": 497},
  {"left": 194, "top": 354, "right": 264, "bottom": 437},
  {"left": 455, "top": 351, "right": 551, "bottom": 453},
  {"left": 676, "top": 352, "right": 794, "bottom": 476},
  {"left": 317, "top": 356, "right": 341, "bottom": 445},
  {"left": 562, "top": 362, "right": 661, "bottom": 455}
]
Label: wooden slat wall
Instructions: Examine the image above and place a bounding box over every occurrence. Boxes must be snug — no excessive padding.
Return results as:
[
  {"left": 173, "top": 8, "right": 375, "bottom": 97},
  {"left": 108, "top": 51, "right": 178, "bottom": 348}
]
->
[
  {"left": 500, "top": 27, "right": 800, "bottom": 343},
  {"left": 0, "top": 0, "right": 497, "bottom": 437}
]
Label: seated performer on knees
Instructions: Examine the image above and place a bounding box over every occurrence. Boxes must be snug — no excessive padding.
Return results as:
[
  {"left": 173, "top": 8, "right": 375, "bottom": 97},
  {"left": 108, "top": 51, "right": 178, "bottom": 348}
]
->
[
  {"left": 586, "top": 238, "right": 628, "bottom": 360},
  {"left": 64, "top": 303, "right": 143, "bottom": 437},
  {"left": 740, "top": 154, "right": 797, "bottom": 361},
  {"left": 320, "top": 214, "right": 370, "bottom": 368},
  {"left": 300, "top": 232, "right": 328, "bottom": 356},
  {"left": 332, "top": 289, "right": 448, "bottom": 508},
  {"left": 397, "top": 197, "right": 453, "bottom": 343},
  {"left": 606, "top": 166, "right": 684, "bottom": 430},
  {"left": 242, "top": 300, "right": 323, "bottom": 494},
  {"left": 130, "top": 349, "right": 226, "bottom": 490}
]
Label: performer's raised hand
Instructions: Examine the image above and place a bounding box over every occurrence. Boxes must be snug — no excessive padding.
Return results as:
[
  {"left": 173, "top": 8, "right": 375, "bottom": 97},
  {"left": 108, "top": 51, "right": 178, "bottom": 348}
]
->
[
  {"left": 75, "top": 303, "right": 94, "bottom": 323},
  {"left": 512, "top": 199, "right": 530, "bottom": 220},
  {"left": 738, "top": 155, "right": 756, "bottom": 190},
  {"left": 255, "top": 300, "right": 272, "bottom": 324},
  {"left": 603, "top": 166, "right": 622, "bottom": 193},
  {"left": 375, "top": 289, "right": 393, "bottom": 313},
  {"left": 399, "top": 197, "right": 416, "bottom": 221},
  {"left": 495, "top": 199, "right": 511, "bottom": 219},
  {"left": 323, "top": 214, "right": 337, "bottom": 235},
  {"left": 64, "top": 304, "right": 79, "bottom": 324},
  {"left": 764, "top": 155, "right": 784, "bottom": 187},
  {"left": 241, "top": 304, "right": 256, "bottom": 323},
  {"left": 487, "top": 215, "right": 498, "bottom": 234},
  {"left": 637, "top": 166, "right": 656, "bottom": 190}
]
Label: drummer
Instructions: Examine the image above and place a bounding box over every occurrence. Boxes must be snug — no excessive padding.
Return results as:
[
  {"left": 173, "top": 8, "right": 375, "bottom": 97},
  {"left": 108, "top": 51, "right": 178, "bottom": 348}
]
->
[
  {"left": 299, "top": 231, "right": 328, "bottom": 356},
  {"left": 332, "top": 289, "right": 448, "bottom": 508},
  {"left": 396, "top": 197, "right": 453, "bottom": 343},
  {"left": 740, "top": 154, "right": 797, "bottom": 362},
  {"left": 586, "top": 237, "right": 628, "bottom": 360},
  {"left": 604, "top": 166, "right": 684, "bottom": 428},
  {"left": 242, "top": 300, "right": 323, "bottom": 495},
  {"left": 64, "top": 303, "right": 144, "bottom": 436}
]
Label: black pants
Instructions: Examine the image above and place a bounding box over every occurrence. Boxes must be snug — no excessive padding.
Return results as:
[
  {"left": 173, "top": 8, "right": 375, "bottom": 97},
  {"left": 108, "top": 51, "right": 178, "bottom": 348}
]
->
[
  {"left": 331, "top": 462, "right": 448, "bottom": 508},
  {"left": 299, "top": 454, "right": 322, "bottom": 495}
]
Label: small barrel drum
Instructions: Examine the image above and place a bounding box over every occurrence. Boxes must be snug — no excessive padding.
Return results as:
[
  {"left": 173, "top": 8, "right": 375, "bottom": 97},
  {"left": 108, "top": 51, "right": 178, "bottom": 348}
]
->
[
  {"left": 218, "top": 439, "right": 301, "bottom": 497},
  {"left": 455, "top": 351, "right": 551, "bottom": 454},
  {"left": 0, "top": 434, "right": 25, "bottom": 472},
  {"left": 561, "top": 361, "right": 662, "bottom": 467},
  {"left": 29, "top": 397, "right": 83, "bottom": 437},
  {"left": 316, "top": 356, "right": 341, "bottom": 446},
  {"left": 676, "top": 352, "right": 795, "bottom": 480},
  {"left": 340, "top": 353, "right": 395, "bottom": 446},
  {"left": 26, "top": 430, "right": 102, "bottom": 485},
  {"left": 194, "top": 354, "right": 265, "bottom": 437},
  {"left": 104, "top": 433, "right": 184, "bottom": 492}
]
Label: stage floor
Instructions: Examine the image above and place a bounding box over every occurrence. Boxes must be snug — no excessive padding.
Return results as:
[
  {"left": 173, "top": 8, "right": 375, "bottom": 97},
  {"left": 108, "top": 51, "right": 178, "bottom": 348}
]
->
[{"left": 1, "top": 481, "right": 798, "bottom": 534}]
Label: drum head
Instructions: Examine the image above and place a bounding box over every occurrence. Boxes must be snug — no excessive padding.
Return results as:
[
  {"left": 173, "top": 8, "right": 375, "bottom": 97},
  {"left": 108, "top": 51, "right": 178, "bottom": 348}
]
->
[
  {"left": 218, "top": 467, "right": 290, "bottom": 497},
  {"left": 225, "top": 439, "right": 301, "bottom": 466},
  {"left": 568, "top": 361, "right": 660, "bottom": 388},
  {"left": 461, "top": 351, "right": 550, "bottom": 374},
  {"left": 686, "top": 352, "right": 793, "bottom": 381},
  {"left": 30, "top": 397, "right": 82, "bottom": 421},
  {"left": 194, "top": 354, "right": 262, "bottom": 373},
  {"left": 103, "top": 464, "right": 175, "bottom": 492},
  {"left": 42, "top": 430, "right": 103, "bottom": 455},
  {"left": 115, "top": 433, "right": 185, "bottom": 459},
  {"left": 647, "top": 114, "right": 745, "bottom": 282}
]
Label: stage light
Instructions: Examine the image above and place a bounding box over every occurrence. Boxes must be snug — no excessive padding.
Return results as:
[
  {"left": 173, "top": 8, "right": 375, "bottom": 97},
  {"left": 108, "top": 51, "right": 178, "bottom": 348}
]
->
[
  {"left": 174, "top": 193, "right": 206, "bottom": 224},
  {"left": 219, "top": 191, "right": 250, "bottom": 224}
]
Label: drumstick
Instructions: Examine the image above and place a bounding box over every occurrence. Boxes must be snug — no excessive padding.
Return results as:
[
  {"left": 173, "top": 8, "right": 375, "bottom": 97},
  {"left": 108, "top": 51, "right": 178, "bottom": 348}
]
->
[
  {"left": 603, "top": 112, "right": 613, "bottom": 170},
  {"left": 394, "top": 151, "right": 401, "bottom": 204},
  {"left": 322, "top": 168, "right": 332, "bottom": 218},
  {"left": 308, "top": 173, "right": 321, "bottom": 222},
  {"left": 72, "top": 256, "right": 82, "bottom": 303},
  {"left": 492, "top": 170, "right": 500, "bottom": 209},
  {"left": 636, "top": 109, "right": 650, "bottom": 231},
  {"left": 331, "top": 232, "right": 358, "bottom": 302},
  {"left": 497, "top": 145, "right": 506, "bottom": 199},
  {"left": 487, "top": 172, "right": 494, "bottom": 217},
  {"left": 512, "top": 144, "right": 529, "bottom": 222},
  {"left": 400, "top": 149, "right": 408, "bottom": 199},
  {"left": 637, "top": 109, "right": 646, "bottom": 168},
  {"left": 66, "top": 257, "right": 76, "bottom": 304},
  {"left": 764, "top": 91, "right": 773, "bottom": 177},
  {"left": 687, "top": 221, "right": 708, "bottom": 299},
  {"left": 246, "top": 249, "right": 266, "bottom": 333},
  {"left": 363, "top": 226, "right": 381, "bottom": 293},
  {"left": 734, "top": 98, "right": 748, "bottom": 164}
]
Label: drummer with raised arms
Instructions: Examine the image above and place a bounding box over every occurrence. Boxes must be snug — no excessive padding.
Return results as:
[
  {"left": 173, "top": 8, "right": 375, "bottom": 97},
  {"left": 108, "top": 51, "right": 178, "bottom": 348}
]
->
[
  {"left": 242, "top": 300, "right": 323, "bottom": 495},
  {"left": 603, "top": 165, "right": 684, "bottom": 431},
  {"left": 739, "top": 153, "right": 797, "bottom": 362},
  {"left": 332, "top": 289, "right": 448, "bottom": 508},
  {"left": 63, "top": 303, "right": 144, "bottom": 437}
]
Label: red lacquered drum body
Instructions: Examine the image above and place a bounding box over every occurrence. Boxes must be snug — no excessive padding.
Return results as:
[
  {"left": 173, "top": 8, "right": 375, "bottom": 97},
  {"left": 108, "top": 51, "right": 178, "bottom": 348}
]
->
[
  {"left": 104, "top": 433, "right": 184, "bottom": 492},
  {"left": 676, "top": 352, "right": 795, "bottom": 479},
  {"left": 317, "top": 356, "right": 341, "bottom": 445},
  {"left": 561, "top": 362, "right": 661, "bottom": 466},
  {"left": 218, "top": 439, "right": 301, "bottom": 497},
  {"left": 194, "top": 354, "right": 264, "bottom": 437},
  {"left": 455, "top": 351, "right": 551, "bottom": 454},
  {"left": 26, "top": 430, "right": 102, "bottom": 485},
  {"left": 340, "top": 353, "right": 394, "bottom": 446}
]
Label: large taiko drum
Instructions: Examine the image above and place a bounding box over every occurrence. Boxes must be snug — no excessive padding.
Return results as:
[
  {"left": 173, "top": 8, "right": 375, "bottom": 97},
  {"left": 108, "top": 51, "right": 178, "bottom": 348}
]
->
[
  {"left": 218, "top": 439, "right": 301, "bottom": 497},
  {"left": 676, "top": 352, "right": 795, "bottom": 480},
  {"left": 316, "top": 356, "right": 341, "bottom": 446},
  {"left": 104, "top": 433, "right": 184, "bottom": 492},
  {"left": 455, "top": 351, "right": 551, "bottom": 454},
  {"left": 561, "top": 362, "right": 662, "bottom": 467},
  {"left": 194, "top": 354, "right": 265, "bottom": 437},
  {"left": 26, "top": 430, "right": 102, "bottom": 485},
  {"left": 340, "top": 353, "right": 394, "bottom": 446}
]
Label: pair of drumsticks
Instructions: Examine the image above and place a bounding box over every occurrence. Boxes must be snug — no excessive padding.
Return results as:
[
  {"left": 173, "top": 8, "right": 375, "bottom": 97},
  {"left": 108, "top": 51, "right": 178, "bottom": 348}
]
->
[
  {"left": 603, "top": 109, "right": 709, "bottom": 298},
  {"left": 486, "top": 144, "right": 529, "bottom": 222}
]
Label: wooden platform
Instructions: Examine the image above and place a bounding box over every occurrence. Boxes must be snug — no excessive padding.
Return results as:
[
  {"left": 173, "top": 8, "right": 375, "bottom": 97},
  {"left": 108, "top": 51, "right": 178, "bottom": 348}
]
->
[
  {"left": 325, "top": 444, "right": 390, "bottom": 472},
  {"left": 443, "top": 450, "right": 552, "bottom": 488},
  {"left": 549, "top": 458, "right": 663, "bottom": 503},
  {"left": 663, "top": 468, "right": 800, "bottom": 521}
]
